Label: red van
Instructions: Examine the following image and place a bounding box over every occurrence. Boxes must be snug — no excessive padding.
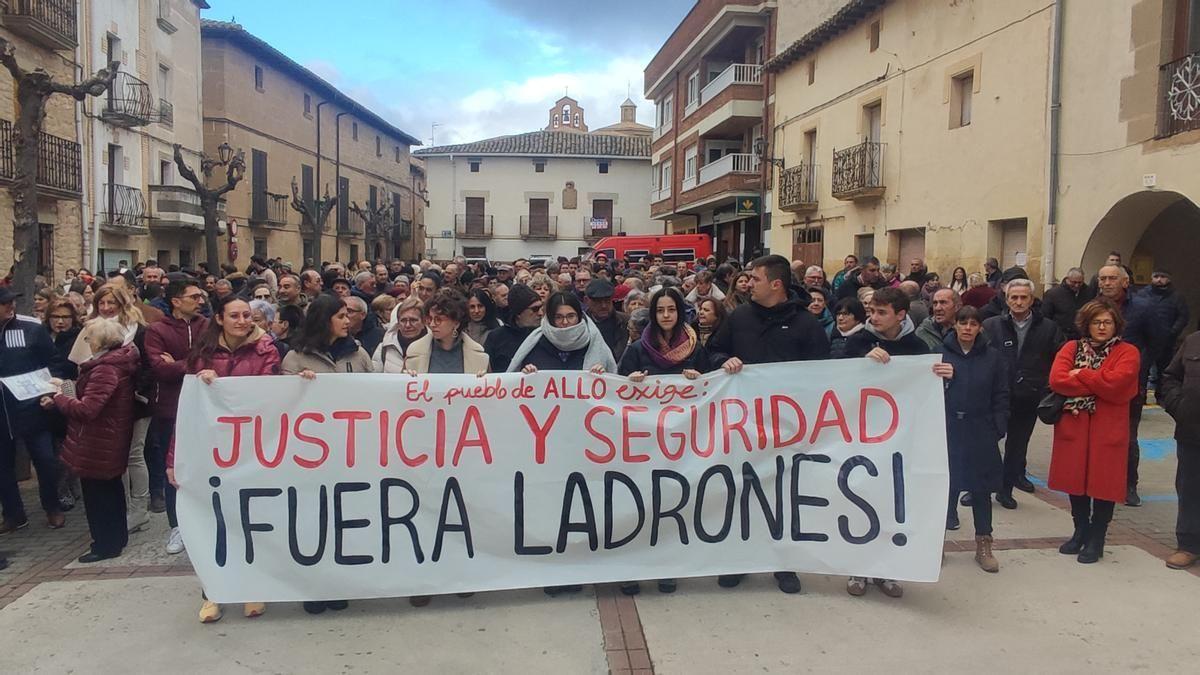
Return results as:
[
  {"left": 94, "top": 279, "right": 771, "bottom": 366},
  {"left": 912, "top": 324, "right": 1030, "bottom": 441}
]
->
[{"left": 586, "top": 233, "right": 712, "bottom": 263}]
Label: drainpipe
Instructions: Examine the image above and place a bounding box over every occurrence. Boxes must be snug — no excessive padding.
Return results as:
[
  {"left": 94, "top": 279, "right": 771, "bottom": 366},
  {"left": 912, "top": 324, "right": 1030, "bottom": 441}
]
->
[
  {"left": 315, "top": 100, "right": 329, "bottom": 261},
  {"left": 1043, "top": 0, "right": 1065, "bottom": 285},
  {"left": 335, "top": 111, "right": 349, "bottom": 261}
]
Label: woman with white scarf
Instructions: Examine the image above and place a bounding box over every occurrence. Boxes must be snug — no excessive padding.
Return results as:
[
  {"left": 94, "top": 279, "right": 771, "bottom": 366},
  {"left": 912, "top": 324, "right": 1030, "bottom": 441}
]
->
[
  {"left": 507, "top": 292, "right": 614, "bottom": 597},
  {"left": 507, "top": 292, "right": 617, "bottom": 376},
  {"left": 70, "top": 286, "right": 153, "bottom": 533}
]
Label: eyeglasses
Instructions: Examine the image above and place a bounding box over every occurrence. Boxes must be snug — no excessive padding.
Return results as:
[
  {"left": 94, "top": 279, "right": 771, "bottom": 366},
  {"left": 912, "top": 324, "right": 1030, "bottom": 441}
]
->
[
  {"left": 1090, "top": 319, "right": 1115, "bottom": 327},
  {"left": 553, "top": 312, "right": 579, "bottom": 324},
  {"left": 397, "top": 318, "right": 422, "bottom": 326},
  {"left": 181, "top": 293, "right": 205, "bottom": 301}
]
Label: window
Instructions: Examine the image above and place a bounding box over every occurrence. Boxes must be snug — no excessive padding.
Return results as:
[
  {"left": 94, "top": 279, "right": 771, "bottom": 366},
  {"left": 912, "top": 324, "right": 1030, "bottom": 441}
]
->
[
  {"left": 156, "top": 250, "right": 171, "bottom": 267},
  {"left": 686, "top": 70, "right": 699, "bottom": 107},
  {"left": 303, "top": 93, "right": 311, "bottom": 118},
  {"left": 254, "top": 238, "right": 267, "bottom": 258},
  {"left": 534, "top": 160, "right": 545, "bottom": 173},
  {"left": 864, "top": 102, "right": 882, "bottom": 142},
  {"left": 254, "top": 65, "right": 264, "bottom": 91},
  {"left": 159, "top": 159, "right": 173, "bottom": 185},
  {"left": 375, "top": 135, "right": 382, "bottom": 157},
  {"left": 463, "top": 246, "right": 487, "bottom": 258},
  {"left": 350, "top": 244, "right": 359, "bottom": 263},
  {"left": 301, "top": 163, "right": 314, "bottom": 210},
  {"left": 395, "top": 146, "right": 401, "bottom": 163},
  {"left": 338, "top": 177, "right": 350, "bottom": 229},
  {"left": 656, "top": 93, "right": 673, "bottom": 129},
  {"left": 469, "top": 159, "right": 481, "bottom": 173},
  {"left": 807, "top": 59, "right": 815, "bottom": 85},
  {"left": 869, "top": 20, "right": 880, "bottom": 52},
  {"left": 352, "top": 122, "right": 358, "bottom": 141},
  {"left": 661, "top": 160, "right": 672, "bottom": 190},
  {"left": 598, "top": 161, "right": 609, "bottom": 174},
  {"left": 157, "top": 63, "right": 171, "bottom": 100},
  {"left": 950, "top": 71, "right": 974, "bottom": 128},
  {"left": 684, "top": 146, "right": 697, "bottom": 180},
  {"left": 251, "top": 149, "right": 267, "bottom": 223},
  {"left": 527, "top": 198, "right": 550, "bottom": 236},
  {"left": 591, "top": 199, "right": 614, "bottom": 236}
]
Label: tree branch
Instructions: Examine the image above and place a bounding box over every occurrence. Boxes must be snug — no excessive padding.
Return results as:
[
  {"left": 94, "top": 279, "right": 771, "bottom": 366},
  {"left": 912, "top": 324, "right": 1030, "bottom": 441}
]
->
[
  {"left": 0, "top": 37, "right": 27, "bottom": 81},
  {"left": 48, "top": 61, "right": 119, "bottom": 101},
  {"left": 214, "top": 150, "right": 245, "bottom": 197},
  {"left": 173, "top": 143, "right": 204, "bottom": 194}
]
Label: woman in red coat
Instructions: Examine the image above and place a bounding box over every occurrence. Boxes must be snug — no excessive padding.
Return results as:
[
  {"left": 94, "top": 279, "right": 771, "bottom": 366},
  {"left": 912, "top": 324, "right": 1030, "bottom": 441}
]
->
[
  {"left": 166, "top": 296, "right": 279, "bottom": 624},
  {"left": 43, "top": 319, "right": 140, "bottom": 562},
  {"left": 1048, "top": 299, "right": 1139, "bottom": 564}
]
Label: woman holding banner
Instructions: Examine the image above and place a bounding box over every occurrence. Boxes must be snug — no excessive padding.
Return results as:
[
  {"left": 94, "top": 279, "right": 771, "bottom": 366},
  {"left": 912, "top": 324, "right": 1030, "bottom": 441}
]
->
[
  {"left": 280, "top": 293, "right": 372, "bottom": 614},
  {"left": 167, "top": 295, "right": 280, "bottom": 623},
  {"left": 373, "top": 296, "right": 427, "bottom": 373},
  {"left": 617, "top": 287, "right": 712, "bottom": 595},
  {"left": 509, "top": 291, "right": 615, "bottom": 596},
  {"left": 940, "top": 305, "right": 1009, "bottom": 573},
  {"left": 1048, "top": 299, "right": 1139, "bottom": 564},
  {"left": 401, "top": 288, "right": 489, "bottom": 607}
]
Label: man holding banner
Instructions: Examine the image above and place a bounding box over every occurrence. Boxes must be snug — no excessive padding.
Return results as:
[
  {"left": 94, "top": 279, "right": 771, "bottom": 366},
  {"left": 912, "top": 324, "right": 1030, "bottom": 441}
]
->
[{"left": 708, "top": 254, "right": 832, "bottom": 594}]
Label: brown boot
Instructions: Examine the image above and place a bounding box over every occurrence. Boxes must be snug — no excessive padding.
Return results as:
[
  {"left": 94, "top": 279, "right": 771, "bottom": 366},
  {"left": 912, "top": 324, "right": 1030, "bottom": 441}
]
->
[
  {"left": 975, "top": 535, "right": 999, "bottom": 573},
  {"left": 1165, "top": 550, "right": 1199, "bottom": 570}
]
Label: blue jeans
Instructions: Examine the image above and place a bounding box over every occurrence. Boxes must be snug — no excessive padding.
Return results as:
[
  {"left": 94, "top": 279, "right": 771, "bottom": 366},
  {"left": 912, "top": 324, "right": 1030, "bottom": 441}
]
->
[
  {"left": 145, "top": 417, "right": 175, "bottom": 497},
  {"left": 0, "top": 430, "right": 60, "bottom": 523}
]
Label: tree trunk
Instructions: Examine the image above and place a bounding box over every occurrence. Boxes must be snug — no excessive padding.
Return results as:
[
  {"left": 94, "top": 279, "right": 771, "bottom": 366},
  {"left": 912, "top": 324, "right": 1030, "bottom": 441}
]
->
[
  {"left": 9, "top": 83, "right": 47, "bottom": 315},
  {"left": 202, "top": 195, "right": 222, "bottom": 273}
]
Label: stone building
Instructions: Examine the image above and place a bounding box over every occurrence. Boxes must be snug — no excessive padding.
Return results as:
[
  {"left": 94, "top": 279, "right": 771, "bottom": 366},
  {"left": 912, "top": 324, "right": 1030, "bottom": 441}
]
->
[
  {"left": 0, "top": 0, "right": 87, "bottom": 281},
  {"left": 81, "top": 0, "right": 209, "bottom": 273},
  {"left": 760, "top": 0, "right": 1200, "bottom": 323},
  {"left": 415, "top": 98, "right": 654, "bottom": 262},
  {"left": 199, "top": 19, "right": 423, "bottom": 268}
]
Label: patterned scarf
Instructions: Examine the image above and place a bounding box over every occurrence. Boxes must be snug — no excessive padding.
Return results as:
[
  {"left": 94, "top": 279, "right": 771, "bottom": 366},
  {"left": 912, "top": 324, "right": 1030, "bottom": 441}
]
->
[
  {"left": 642, "top": 323, "right": 698, "bottom": 370},
  {"left": 1063, "top": 337, "right": 1121, "bottom": 414}
]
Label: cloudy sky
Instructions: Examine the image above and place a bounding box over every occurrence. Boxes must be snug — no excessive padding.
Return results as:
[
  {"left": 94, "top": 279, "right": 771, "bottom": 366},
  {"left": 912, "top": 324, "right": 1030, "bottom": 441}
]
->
[{"left": 203, "top": 0, "right": 695, "bottom": 147}]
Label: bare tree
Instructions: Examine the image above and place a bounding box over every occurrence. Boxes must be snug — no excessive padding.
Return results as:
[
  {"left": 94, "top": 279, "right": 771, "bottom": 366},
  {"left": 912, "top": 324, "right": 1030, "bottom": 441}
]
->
[
  {"left": 290, "top": 177, "right": 337, "bottom": 265},
  {"left": 350, "top": 190, "right": 393, "bottom": 262},
  {"left": 173, "top": 143, "right": 245, "bottom": 273},
  {"left": 0, "top": 37, "right": 116, "bottom": 312}
]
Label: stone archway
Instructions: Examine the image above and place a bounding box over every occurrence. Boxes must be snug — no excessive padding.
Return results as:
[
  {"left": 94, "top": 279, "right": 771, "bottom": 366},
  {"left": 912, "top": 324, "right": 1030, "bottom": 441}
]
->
[{"left": 1083, "top": 189, "right": 1200, "bottom": 328}]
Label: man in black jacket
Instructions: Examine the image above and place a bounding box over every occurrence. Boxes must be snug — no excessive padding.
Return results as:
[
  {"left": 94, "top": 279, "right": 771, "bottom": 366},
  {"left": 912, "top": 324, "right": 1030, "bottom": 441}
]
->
[
  {"left": 708, "top": 254, "right": 830, "bottom": 595},
  {"left": 1139, "top": 270, "right": 1190, "bottom": 378},
  {"left": 485, "top": 285, "right": 542, "bottom": 372},
  {"left": 0, "top": 288, "right": 67, "bottom": 533},
  {"left": 1159, "top": 329, "right": 1200, "bottom": 570},
  {"left": 585, "top": 279, "right": 629, "bottom": 364},
  {"left": 835, "top": 256, "right": 886, "bottom": 301},
  {"left": 1041, "top": 268, "right": 1093, "bottom": 339},
  {"left": 982, "top": 279, "right": 1064, "bottom": 509}
]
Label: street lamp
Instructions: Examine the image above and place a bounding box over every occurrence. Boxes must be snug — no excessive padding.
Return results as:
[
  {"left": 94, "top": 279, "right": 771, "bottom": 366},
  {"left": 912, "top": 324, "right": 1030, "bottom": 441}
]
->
[
  {"left": 217, "top": 141, "right": 233, "bottom": 165},
  {"left": 754, "top": 136, "right": 785, "bottom": 170}
]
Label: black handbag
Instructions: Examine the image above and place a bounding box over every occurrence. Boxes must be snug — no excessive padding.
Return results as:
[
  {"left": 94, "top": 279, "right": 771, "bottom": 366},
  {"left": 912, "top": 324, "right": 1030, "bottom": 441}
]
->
[{"left": 1037, "top": 391, "right": 1067, "bottom": 425}]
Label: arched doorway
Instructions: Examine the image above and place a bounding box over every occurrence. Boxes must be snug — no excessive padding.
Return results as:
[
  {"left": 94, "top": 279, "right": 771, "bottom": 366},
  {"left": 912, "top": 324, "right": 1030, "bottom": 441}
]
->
[{"left": 1083, "top": 190, "right": 1200, "bottom": 329}]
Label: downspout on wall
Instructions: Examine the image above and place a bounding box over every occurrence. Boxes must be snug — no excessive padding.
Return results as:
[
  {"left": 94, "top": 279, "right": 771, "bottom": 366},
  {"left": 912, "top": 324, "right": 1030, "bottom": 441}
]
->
[{"left": 1044, "top": 0, "right": 1065, "bottom": 284}]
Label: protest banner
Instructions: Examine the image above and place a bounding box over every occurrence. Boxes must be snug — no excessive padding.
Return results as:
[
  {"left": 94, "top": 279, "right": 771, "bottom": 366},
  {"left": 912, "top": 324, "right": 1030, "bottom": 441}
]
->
[{"left": 175, "top": 356, "right": 948, "bottom": 602}]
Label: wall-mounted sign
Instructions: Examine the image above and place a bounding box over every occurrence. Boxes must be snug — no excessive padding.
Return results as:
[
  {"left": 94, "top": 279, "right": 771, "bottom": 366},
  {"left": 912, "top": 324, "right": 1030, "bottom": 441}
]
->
[{"left": 735, "top": 196, "right": 760, "bottom": 217}]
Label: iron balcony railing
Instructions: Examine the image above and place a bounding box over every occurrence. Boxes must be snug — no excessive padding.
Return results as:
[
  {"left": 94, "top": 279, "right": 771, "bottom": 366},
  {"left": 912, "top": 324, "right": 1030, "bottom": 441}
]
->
[
  {"left": 259, "top": 191, "right": 288, "bottom": 226},
  {"left": 455, "top": 213, "right": 493, "bottom": 238},
  {"left": 341, "top": 208, "right": 366, "bottom": 234},
  {"left": 2, "top": 0, "right": 78, "bottom": 50},
  {"left": 158, "top": 99, "right": 173, "bottom": 127},
  {"left": 831, "top": 141, "right": 884, "bottom": 199},
  {"left": 585, "top": 216, "right": 623, "bottom": 240},
  {"left": 520, "top": 215, "right": 557, "bottom": 239},
  {"left": 1158, "top": 50, "right": 1200, "bottom": 138},
  {"left": 0, "top": 118, "right": 83, "bottom": 196},
  {"left": 102, "top": 184, "right": 147, "bottom": 231},
  {"left": 779, "top": 163, "right": 818, "bottom": 211},
  {"left": 102, "top": 71, "right": 154, "bottom": 127}
]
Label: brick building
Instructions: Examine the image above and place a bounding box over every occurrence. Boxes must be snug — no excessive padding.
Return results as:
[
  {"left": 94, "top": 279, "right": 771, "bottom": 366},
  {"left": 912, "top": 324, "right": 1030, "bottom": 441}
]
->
[
  {"left": 199, "top": 20, "right": 423, "bottom": 267},
  {"left": 0, "top": 0, "right": 86, "bottom": 281}
]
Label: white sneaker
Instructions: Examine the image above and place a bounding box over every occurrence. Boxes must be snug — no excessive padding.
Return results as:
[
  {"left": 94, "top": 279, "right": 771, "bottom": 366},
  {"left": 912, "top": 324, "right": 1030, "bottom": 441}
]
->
[
  {"left": 127, "top": 510, "right": 150, "bottom": 533},
  {"left": 165, "top": 527, "right": 185, "bottom": 554}
]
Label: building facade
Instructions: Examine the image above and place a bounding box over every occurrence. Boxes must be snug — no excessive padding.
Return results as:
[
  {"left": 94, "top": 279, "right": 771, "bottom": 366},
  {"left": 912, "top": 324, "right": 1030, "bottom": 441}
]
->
[
  {"left": 645, "top": 0, "right": 796, "bottom": 262},
  {"left": 761, "top": 0, "right": 1200, "bottom": 324},
  {"left": 415, "top": 98, "right": 655, "bottom": 262},
  {"left": 81, "top": 0, "right": 208, "bottom": 273},
  {"left": 199, "top": 20, "right": 423, "bottom": 268},
  {"left": 0, "top": 0, "right": 87, "bottom": 280}
]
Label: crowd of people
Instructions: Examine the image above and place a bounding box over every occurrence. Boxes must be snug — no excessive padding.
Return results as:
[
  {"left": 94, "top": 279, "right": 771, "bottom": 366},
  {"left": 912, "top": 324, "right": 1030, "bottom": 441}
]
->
[{"left": 0, "top": 247, "right": 1196, "bottom": 618}]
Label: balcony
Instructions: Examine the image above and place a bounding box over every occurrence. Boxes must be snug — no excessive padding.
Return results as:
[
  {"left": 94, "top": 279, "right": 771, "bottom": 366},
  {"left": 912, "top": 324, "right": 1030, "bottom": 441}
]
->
[
  {"left": 101, "top": 184, "right": 148, "bottom": 235},
  {"left": 0, "top": 119, "right": 82, "bottom": 197},
  {"left": 262, "top": 192, "right": 289, "bottom": 226},
  {"left": 699, "top": 63, "right": 762, "bottom": 106},
  {"left": 156, "top": 0, "right": 177, "bottom": 34},
  {"left": 394, "top": 219, "right": 413, "bottom": 240},
  {"left": 520, "top": 215, "right": 557, "bottom": 240},
  {"left": 340, "top": 208, "right": 366, "bottom": 235},
  {"left": 455, "top": 213, "right": 493, "bottom": 239},
  {"left": 779, "top": 163, "right": 818, "bottom": 213},
  {"left": 1158, "top": 51, "right": 1200, "bottom": 138},
  {"left": 158, "top": 99, "right": 173, "bottom": 128},
  {"left": 101, "top": 71, "right": 154, "bottom": 127},
  {"left": 698, "top": 152, "right": 759, "bottom": 186},
  {"left": 585, "top": 216, "right": 623, "bottom": 241},
  {"left": 831, "top": 141, "right": 885, "bottom": 201},
  {"left": 149, "top": 184, "right": 226, "bottom": 232},
  {"left": 2, "top": 0, "right": 78, "bottom": 51},
  {"left": 650, "top": 186, "right": 672, "bottom": 203}
]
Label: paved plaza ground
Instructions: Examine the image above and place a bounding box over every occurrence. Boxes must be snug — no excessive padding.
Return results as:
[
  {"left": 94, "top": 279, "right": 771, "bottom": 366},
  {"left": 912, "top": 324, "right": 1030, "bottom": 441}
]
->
[{"left": 1, "top": 404, "right": 1196, "bottom": 673}]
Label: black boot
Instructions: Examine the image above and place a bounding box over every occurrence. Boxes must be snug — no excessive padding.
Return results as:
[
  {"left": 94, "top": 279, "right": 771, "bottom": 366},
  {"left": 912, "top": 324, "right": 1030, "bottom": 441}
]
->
[
  {"left": 1059, "top": 519, "right": 1089, "bottom": 555},
  {"left": 1078, "top": 522, "right": 1108, "bottom": 564}
]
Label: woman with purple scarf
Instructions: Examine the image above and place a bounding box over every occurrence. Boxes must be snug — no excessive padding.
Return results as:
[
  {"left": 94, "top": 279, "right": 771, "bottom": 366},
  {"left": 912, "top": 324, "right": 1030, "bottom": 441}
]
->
[{"left": 617, "top": 287, "right": 714, "bottom": 595}]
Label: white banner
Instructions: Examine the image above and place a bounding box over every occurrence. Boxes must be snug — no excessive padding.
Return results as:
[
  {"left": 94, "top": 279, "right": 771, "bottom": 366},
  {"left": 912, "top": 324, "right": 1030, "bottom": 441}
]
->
[{"left": 176, "top": 357, "right": 948, "bottom": 603}]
